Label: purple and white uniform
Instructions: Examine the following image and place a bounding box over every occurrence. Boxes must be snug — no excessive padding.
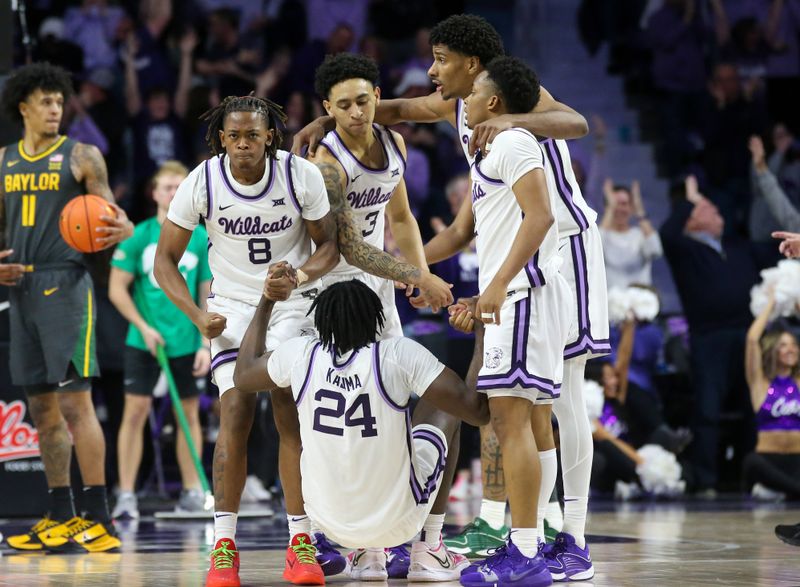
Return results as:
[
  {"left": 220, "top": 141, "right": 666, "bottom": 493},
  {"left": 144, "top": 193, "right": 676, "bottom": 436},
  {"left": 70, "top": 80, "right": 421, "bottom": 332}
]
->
[
  {"left": 456, "top": 99, "right": 610, "bottom": 360},
  {"left": 757, "top": 376, "right": 800, "bottom": 432},
  {"left": 598, "top": 401, "right": 629, "bottom": 440},
  {"left": 168, "top": 151, "right": 330, "bottom": 395},
  {"left": 267, "top": 334, "right": 448, "bottom": 548},
  {"left": 317, "top": 124, "right": 406, "bottom": 338},
  {"left": 469, "top": 128, "right": 571, "bottom": 403}
]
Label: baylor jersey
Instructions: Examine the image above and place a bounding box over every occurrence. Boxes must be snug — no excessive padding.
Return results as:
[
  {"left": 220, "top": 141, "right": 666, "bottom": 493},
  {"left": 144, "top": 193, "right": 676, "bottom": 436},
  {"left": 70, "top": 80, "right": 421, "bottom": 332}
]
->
[{"left": 1, "top": 136, "right": 85, "bottom": 267}]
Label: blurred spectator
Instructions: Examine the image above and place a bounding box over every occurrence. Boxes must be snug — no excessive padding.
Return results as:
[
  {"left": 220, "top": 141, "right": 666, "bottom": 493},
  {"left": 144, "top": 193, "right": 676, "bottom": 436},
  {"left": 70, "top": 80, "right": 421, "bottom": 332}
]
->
[
  {"left": 33, "top": 17, "right": 84, "bottom": 75},
  {"left": 306, "top": 0, "right": 368, "bottom": 45},
  {"left": 280, "top": 90, "right": 323, "bottom": 155},
  {"left": 123, "top": 29, "right": 193, "bottom": 218},
  {"left": 748, "top": 135, "right": 800, "bottom": 242},
  {"left": 127, "top": 0, "right": 178, "bottom": 99},
  {"left": 574, "top": 115, "right": 609, "bottom": 211},
  {"left": 401, "top": 28, "right": 432, "bottom": 74},
  {"left": 392, "top": 124, "right": 431, "bottom": 217},
  {"left": 742, "top": 288, "right": 800, "bottom": 501},
  {"left": 286, "top": 23, "right": 355, "bottom": 95},
  {"left": 196, "top": 8, "right": 261, "bottom": 98},
  {"left": 763, "top": 0, "right": 800, "bottom": 130},
  {"left": 359, "top": 36, "right": 392, "bottom": 97},
  {"left": 64, "top": 92, "right": 109, "bottom": 155},
  {"left": 769, "top": 124, "right": 800, "bottom": 193},
  {"left": 63, "top": 0, "right": 129, "bottom": 73},
  {"left": 600, "top": 179, "right": 663, "bottom": 288},
  {"left": 660, "top": 175, "right": 760, "bottom": 492}
]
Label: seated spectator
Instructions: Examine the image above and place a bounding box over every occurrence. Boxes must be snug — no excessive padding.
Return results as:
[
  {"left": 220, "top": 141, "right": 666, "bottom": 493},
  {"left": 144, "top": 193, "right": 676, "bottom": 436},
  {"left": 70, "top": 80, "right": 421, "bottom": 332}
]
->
[
  {"left": 33, "top": 17, "right": 84, "bottom": 76},
  {"left": 123, "top": 29, "right": 193, "bottom": 218},
  {"left": 600, "top": 179, "right": 663, "bottom": 288},
  {"left": 660, "top": 175, "right": 761, "bottom": 493},
  {"left": 743, "top": 287, "right": 800, "bottom": 501}
]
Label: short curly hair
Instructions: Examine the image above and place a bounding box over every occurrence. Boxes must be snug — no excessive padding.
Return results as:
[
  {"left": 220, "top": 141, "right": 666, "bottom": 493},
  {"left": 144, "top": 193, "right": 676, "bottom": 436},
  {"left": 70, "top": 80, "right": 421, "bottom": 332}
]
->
[
  {"left": 2, "top": 62, "right": 73, "bottom": 123},
  {"left": 314, "top": 53, "right": 380, "bottom": 99},
  {"left": 429, "top": 14, "right": 504, "bottom": 66},
  {"left": 485, "top": 56, "right": 540, "bottom": 114}
]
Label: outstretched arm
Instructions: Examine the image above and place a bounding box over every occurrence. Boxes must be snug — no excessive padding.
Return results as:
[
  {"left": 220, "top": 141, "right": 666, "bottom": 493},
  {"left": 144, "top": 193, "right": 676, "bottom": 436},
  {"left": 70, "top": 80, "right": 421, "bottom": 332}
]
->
[
  {"left": 70, "top": 142, "right": 133, "bottom": 247},
  {"left": 614, "top": 318, "right": 635, "bottom": 405},
  {"left": 299, "top": 211, "right": 339, "bottom": 282},
  {"left": 424, "top": 194, "right": 475, "bottom": 264},
  {"left": 745, "top": 288, "right": 774, "bottom": 409},
  {"left": 233, "top": 293, "right": 279, "bottom": 393}
]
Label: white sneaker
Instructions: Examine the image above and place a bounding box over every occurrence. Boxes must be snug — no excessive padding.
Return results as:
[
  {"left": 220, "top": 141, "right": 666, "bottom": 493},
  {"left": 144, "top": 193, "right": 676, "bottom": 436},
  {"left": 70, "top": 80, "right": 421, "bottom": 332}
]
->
[
  {"left": 111, "top": 492, "right": 139, "bottom": 519},
  {"left": 241, "top": 475, "right": 271, "bottom": 503},
  {"left": 408, "top": 540, "right": 470, "bottom": 582},
  {"left": 751, "top": 483, "right": 786, "bottom": 502},
  {"left": 346, "top": 548, "right": 388, "bottom": 581}
]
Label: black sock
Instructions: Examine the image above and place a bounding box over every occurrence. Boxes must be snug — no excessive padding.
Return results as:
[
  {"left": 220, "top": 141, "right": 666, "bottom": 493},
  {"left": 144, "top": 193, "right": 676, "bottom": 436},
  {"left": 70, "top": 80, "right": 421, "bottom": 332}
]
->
[
  {"left": 82, "top": 486, "right": 111, "bottom": 522},
  {"left": 49, "top": 486, "right": 76, "bottom": 521}
]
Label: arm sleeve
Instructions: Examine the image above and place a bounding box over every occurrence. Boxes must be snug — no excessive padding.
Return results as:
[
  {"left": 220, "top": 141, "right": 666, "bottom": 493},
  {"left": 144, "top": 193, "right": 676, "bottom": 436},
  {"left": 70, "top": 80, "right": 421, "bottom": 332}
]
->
[
  {"left": 383, "top": 338, "right": 446, "bottom": 398},
  {"left": 755, "top": 168, "right": 800, "bottom": 233},
  {"left": 266, "top": 336, "right": 310, "bottom": 389},
  {"left": 110, "top": 226, "right": 140, "bottom": 274},
  {"left": 167, "top": 164, "right": 206, "bottom": 231},
  {"left": 491, "top": 130, "right": 545, "bottom": 187},
  {"left": 293, "top": 157, "right": 331, "bottom": 221}
]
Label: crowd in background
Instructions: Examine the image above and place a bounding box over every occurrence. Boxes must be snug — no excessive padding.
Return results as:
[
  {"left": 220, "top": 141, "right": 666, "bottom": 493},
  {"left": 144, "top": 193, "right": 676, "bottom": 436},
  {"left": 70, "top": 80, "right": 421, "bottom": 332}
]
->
[{"left": 4, "top": 0, "right": 800, "bottom": 505}]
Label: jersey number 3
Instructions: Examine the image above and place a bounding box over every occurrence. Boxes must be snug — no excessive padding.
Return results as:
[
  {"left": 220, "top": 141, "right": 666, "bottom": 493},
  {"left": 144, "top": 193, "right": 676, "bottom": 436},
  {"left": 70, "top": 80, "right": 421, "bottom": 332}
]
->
[{"left": 313, "top": 389, "right": 378, "bottom": 438}]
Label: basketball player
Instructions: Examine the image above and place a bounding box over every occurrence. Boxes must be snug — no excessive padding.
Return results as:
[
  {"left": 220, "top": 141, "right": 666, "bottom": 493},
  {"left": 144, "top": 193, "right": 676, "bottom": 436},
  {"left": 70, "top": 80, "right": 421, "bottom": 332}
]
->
[
  {"left": 109, "top": 161, "right": 211, "bottom": 519},
  {"left": 153, "top": 95, "right": 340, "bottom": 587},
  {"left": 234, "top": 276, "right": 488, "bottom": 584},
  {"left": 294, "top": 15, "right": 606, "bottom": 580},
  {"left": 1, "top": 63, "right": 133, "bottom": 553}
]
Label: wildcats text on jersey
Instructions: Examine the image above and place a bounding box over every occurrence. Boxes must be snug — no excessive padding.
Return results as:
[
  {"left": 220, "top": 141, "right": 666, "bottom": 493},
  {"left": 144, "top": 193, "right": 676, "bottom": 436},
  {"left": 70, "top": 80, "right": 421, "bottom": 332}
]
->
[
  {"left": 347, "top": 186, "right": 393, "bottom": 209},
  {"left": 216, "top": 214, "right": 294, "bottom": 236}
]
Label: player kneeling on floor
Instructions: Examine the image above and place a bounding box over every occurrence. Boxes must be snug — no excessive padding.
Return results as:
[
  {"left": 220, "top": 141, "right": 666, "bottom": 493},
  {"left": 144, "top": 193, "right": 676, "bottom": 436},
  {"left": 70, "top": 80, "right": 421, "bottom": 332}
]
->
[{"left": 234, "top": 269, "right": 489, "bottom": 584}]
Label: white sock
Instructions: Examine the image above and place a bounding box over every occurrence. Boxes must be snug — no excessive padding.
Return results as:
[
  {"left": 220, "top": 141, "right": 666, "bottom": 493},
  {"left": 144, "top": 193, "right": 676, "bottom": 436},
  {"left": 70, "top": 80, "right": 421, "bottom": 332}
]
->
[
  {"left": 421, "top": 513, "right": 445, "bottom": 548},
  {"left": 479, "top": 499, "right": 506, "bottom": 530},
  {"left": 511, "top": 528, "right": 539, "bottom": 558},
  {"left": 537, "top": 449, "right": 558, "bottom": 543},
  {"left": 287, "top": 514, "right": 311, "bottom": 542},
  {"left": 214, "top": 511, "right": 238, "bottom": 543},
  {"left": 310, "top": 519, "right": 322, "bottom": 539},
  {"left": 552, "top": 358, "right": 591, "bottom": 548},
  {"left": 545, "top": 496, "right": 564, "bottom": 533}
]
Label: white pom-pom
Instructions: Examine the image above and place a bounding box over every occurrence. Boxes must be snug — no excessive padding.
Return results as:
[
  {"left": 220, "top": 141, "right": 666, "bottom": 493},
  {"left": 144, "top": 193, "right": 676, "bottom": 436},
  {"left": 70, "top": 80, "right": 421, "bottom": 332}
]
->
[
  {"left": 607, "top": 287, "right": 630, "bottom": 325},
  {"left": 583, "top": 379, "right": 604, "bottom": 424},
  {"left": 750, "top": 259, "right": 800, "bottom": 319},
  {"left": 628, "top": 287, "right": 660, "bottom": 322},
  {"left": 636, "top": 444, "right": 685, "bottom": 496}
]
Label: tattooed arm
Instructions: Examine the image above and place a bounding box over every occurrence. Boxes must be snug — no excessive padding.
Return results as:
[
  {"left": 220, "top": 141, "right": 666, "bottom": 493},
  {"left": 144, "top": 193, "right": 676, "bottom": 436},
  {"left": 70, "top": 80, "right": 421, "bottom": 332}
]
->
[
  {"left": 0, "top": 146, "right": 26, "bottom": 286},
  {"left": 308, "top": 149, "right": 453, "bottom": 310},
  {"left": 70, "top": 142, "right": 133, "bottom": 247}
]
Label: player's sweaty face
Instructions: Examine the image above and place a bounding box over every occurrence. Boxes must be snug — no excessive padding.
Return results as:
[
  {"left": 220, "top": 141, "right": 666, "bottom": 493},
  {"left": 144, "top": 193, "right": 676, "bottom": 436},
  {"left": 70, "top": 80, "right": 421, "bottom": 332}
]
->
[
  {"left": 428, "top": 45, "right": 472, "bottom": 100},
  {"left": 325, "top": 78, "right": 378, "bottom": 137},
  {"left": 20, "top": 90, "right": 64, "bottom": 138},
  {"left": 219, "top": 111, "right": 273, "bottom": 168},
  {"left": 463, "top": 72, "right": 493, "bottom": 129}
]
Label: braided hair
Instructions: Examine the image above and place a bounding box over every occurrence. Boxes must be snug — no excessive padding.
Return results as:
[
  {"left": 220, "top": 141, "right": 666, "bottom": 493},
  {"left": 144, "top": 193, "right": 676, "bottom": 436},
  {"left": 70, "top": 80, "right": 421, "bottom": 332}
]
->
[
  {"left": 200, "top": 94, "right": 288, "bottom": 158},
  {"left": 309, "top": 280, "right": 385, "bottom": 355}
]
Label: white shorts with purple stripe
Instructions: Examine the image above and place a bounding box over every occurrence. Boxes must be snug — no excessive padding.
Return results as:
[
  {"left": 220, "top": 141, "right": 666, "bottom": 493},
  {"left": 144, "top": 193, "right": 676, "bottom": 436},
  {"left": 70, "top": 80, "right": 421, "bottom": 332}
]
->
[
  {"left": 208, "top": 293, "right": 315, "bottom": 396},
  {"left": 559, "top": 223, "right": 610, "bottom": 361},
  {"left": 476, "top": 276, "right": 571, "bottom": 404}
]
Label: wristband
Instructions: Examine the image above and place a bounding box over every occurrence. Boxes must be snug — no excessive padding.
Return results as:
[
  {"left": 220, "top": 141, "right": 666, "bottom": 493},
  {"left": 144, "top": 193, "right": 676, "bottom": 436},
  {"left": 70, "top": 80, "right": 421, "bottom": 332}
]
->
[{"left": 296, "top": 268, "right": 309, "bottom": 286}]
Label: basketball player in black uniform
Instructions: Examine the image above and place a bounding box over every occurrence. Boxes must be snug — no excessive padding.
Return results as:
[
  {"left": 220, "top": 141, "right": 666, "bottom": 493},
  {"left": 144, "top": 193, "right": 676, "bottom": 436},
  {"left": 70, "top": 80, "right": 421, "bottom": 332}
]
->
[{"left": 1, "top": 63, "right": 133, "bottom": 552}]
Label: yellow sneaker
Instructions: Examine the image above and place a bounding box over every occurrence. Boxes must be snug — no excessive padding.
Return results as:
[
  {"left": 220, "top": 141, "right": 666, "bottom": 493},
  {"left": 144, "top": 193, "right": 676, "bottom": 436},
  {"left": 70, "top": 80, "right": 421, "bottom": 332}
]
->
[
  {"left": 6, "top": 517, "right": 60, "bottom": 551},
  {"left": 43, "top": 517, "right": 121, "bottom": 553}
]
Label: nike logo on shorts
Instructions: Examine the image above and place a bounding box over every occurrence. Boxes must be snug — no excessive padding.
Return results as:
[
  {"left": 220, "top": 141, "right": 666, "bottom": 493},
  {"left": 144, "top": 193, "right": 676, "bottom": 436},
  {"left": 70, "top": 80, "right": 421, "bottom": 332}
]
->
[
  {"left": 44, "top": 287, "right": 59, "bottom": 296},
  {"left": 58, "top": 379, "right": 74, "bottom": 388}
]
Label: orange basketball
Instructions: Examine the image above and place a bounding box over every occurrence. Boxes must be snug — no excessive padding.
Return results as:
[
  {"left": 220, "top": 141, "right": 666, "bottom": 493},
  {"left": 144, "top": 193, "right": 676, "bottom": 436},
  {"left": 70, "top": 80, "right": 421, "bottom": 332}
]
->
[{"left": 59, "top": 194, "right": 116, "bottom": 253}]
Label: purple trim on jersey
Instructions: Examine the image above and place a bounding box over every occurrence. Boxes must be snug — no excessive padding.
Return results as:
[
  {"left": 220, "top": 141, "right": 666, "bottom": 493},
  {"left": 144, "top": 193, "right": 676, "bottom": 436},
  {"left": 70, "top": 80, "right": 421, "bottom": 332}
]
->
[
  {"left": 412, "top": 428, "right": 447, "bottom": 503},
  {"left": 219, "top": 154, "right": 276, "bottom": 201},
  {"left": 383, "top": 126, "right": 407, "bottom": 173},
  {"left": 477, "top": 369, "right": 561, "bottom": 396},
  {"left": 372, "top": 342, "right": 407, "bottom": 411},
  {"left": 317, "top": 140, "right": 350, "bottom": 184},
  {"left": 542, "top": 139, "right": 589, "bottom": 231},
  {"left": 514, "top": 293, "right": 529, "bottom": 364},
  {"left": 471, "top": 156, "right": 504, "bottom": 186},
  {"left": 284, "top": 153, "right": 302, "bottom": 214},
  {"left": 205, "top": 159, "right": 213, "bottom": 220},
  {"left": 211, "top": 348, "right": 239, "bottom": 371},
  {"left": 330, "top": 348, "right": 359, "bottom": 370},
  {"left": 405, "top": 409, "right": 424, "bottom": 504},
  {"left": 295, "top": 342, "right": 322, "bottom": 406},
  {"left": 332, "top": 126, "right": 390, "bottom": 173}
]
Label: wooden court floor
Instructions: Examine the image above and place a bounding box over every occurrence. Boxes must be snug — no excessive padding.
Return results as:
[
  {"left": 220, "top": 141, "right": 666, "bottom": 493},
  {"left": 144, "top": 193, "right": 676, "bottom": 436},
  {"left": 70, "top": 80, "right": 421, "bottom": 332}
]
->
[{"left": 1, "top": 500, "right": 799, "bottom": 586}]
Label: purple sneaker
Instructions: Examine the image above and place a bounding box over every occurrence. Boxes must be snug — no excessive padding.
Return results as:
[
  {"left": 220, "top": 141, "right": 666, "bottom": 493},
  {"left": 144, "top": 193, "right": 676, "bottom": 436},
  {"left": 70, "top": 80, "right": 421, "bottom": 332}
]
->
[
  {"left": 313, "top": 532, "right": 346, "bottom": 576},
  {"left": 385, "top": 544, "right": 410, "bottom": 578},
  {"left": 543, "top": 532, "right": 594, "bottom": 581},
  {"left": 459, "top": 540, "right": 552, "bottom": 587}
]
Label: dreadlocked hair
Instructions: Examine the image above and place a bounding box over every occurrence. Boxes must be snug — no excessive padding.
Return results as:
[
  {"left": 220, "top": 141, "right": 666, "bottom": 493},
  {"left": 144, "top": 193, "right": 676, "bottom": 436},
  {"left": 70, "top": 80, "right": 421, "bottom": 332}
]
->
[
  {"left": 200, "top": 94, "right": 288, "bottom": 157},
  {"left": 310, "top": 280, "right": 385, "bottom": 355},
  {"left": 2, "top": 62, "right": 73, "bottom": 123}
]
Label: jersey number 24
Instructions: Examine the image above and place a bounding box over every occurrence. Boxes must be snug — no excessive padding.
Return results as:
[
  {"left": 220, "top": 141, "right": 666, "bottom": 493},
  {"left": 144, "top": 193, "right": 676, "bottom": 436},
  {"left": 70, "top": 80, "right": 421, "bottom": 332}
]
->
[{"left": 313, "top": 389, "right": 378, "bottom": 438}]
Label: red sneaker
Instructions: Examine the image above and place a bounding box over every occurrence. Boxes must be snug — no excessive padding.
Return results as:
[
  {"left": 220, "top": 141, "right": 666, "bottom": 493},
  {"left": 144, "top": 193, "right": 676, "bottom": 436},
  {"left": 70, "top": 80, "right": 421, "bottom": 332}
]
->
[
  {"left": 206, "top": 538, "right": 240, "bottom": 587},
  {"left": 283, "top": 533, "right": 325, "bottom": 585}
]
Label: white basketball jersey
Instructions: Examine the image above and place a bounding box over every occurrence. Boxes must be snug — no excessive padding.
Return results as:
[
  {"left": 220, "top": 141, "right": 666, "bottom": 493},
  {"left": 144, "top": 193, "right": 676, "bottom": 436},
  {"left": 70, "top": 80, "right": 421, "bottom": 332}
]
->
[
  {"left": 455, "top": 98, "right": 597, "bottom": 239},
  {"left": 267, "top": 335, "right": 445, "bottom": 547},
  {"left": 168, "top": 150, "right": 330, "bottom": 306},
  {"left": 470, "top": 128, "right": 560, "bottom": 293},
  {"left": 318, "top": 124, "right": 406, "bottom": 277}
]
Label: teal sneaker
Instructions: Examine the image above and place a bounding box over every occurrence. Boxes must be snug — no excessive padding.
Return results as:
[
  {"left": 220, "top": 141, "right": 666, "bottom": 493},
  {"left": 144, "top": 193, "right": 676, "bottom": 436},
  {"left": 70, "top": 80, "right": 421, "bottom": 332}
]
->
[
  {"left": 443, "top": 517, "right": 509, "bottom": 557},
  {"left": 543, "top": 519, "right": 558, "bottom": 544}
]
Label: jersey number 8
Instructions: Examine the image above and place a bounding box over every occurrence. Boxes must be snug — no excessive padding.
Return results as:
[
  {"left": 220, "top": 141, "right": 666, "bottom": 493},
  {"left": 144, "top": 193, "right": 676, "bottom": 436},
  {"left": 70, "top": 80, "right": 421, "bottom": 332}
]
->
[{"left": 248, "top": 237, "right": 272, "bottom": 264}]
